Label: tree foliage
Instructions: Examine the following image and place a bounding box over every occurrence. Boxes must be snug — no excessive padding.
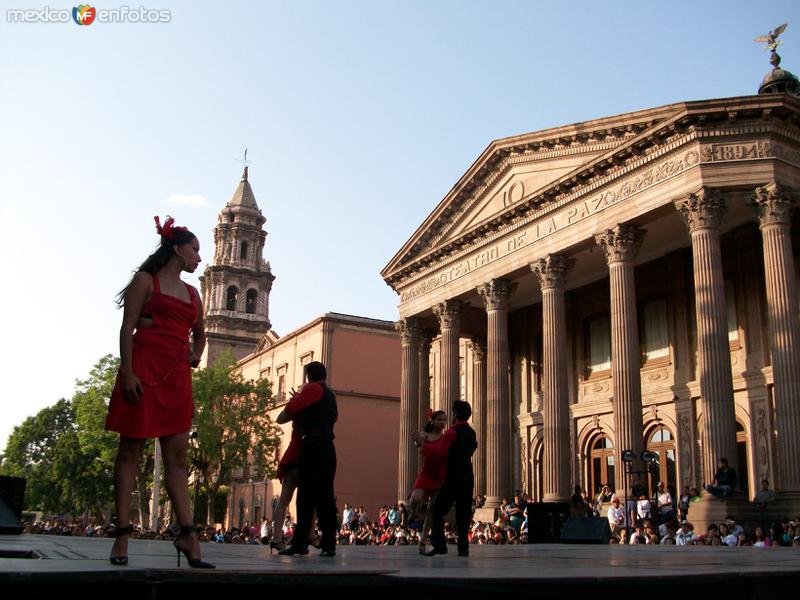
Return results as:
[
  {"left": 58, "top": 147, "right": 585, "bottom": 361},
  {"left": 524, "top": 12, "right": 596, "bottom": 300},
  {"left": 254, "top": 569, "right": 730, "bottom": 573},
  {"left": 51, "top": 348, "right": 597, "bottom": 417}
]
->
[
  {"left": 191, "top": 350, "right": 281, "bottom": 524},
  {"left": 0, "top": 355, "right": 148, "bottom": 521}
]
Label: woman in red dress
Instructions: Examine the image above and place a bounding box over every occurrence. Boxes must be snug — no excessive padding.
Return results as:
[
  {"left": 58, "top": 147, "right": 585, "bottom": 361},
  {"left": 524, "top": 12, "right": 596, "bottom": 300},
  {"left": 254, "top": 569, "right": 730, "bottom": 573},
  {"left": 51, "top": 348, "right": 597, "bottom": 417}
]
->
[
  {"left": 409, "top": 409, "right": 453, "bottom": 552},
  {"left": 105, "top": 216, "right": 213, "bottom": 569},
  {"left": 269, "top": 423, "right": 300, "bottom": 552}
]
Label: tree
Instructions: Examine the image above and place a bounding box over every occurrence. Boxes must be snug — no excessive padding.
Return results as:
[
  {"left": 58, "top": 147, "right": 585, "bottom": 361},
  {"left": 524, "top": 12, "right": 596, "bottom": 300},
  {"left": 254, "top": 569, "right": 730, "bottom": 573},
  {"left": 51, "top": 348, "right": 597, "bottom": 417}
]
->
[
  {"left": 0, "top": 398, "right": 81, "bottom": 515},
  {"left": 0, "top": 354, "right": 154, "bottom": 523},
  {"left": 190, "top": 350, "right": 281, "bottom": 525}
]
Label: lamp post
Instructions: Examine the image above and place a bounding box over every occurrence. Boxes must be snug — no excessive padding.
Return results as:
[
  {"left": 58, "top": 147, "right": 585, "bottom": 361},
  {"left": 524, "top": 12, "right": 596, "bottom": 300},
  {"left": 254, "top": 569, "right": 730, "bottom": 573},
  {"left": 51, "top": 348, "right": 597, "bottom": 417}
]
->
[{"left": 621, "top": 450, "right": 635, "bottom": 538}]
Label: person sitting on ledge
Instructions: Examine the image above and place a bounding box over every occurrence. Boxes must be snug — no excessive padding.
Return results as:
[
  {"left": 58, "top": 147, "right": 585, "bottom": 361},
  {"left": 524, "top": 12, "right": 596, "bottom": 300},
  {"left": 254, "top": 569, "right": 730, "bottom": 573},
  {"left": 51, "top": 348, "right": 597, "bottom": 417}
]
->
[
  {"left": 705, "top": 457, "right": 737, "bottom": 499},
  {"left": 754, "top": 479, "right": 776, "bottom": 512}
]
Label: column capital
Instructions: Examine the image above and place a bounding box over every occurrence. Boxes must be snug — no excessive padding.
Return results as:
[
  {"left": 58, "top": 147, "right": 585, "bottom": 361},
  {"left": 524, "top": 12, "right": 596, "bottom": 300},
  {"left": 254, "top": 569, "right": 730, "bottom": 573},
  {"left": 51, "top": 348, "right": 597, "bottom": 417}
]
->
[
  {"left": 477, "top": 279, "right": 517, "bottom": 312},
  {"left": 418, "top": 331, "right": 434, "bottom": 353},
  {"left": 470, "top": 337, "right": 487, "bottom": 361},
  {"left": 433, "top": 299, "right": 465, "bottom": 330},
  {"left": 674, "top": 187, "right": 728, "bottom": 232},
  {"left": 395, "top": 317, "right": 423, "bottom": 344},
  {"left": 594, "top": 224, "right": 646, "bottom": 264},
  {"left": 531, "top": 254, "right": 575, "bottom": 290},
  {"left": 751, "top": 182, "right": 796, "bottom": 228}
]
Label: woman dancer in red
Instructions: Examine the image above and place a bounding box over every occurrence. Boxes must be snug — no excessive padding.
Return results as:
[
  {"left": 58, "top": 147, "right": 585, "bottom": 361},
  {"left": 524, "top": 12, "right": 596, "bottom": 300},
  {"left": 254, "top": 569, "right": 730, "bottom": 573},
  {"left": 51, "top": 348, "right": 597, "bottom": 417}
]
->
[
  {"left": 269, "top": 423, "right": 300, "bottom": 553},
  {"left": 409, "top": 410, "right": 453, "bottom": 553},
  {"left": 105, "top": 216, "right": 213, "bottom": 569}
]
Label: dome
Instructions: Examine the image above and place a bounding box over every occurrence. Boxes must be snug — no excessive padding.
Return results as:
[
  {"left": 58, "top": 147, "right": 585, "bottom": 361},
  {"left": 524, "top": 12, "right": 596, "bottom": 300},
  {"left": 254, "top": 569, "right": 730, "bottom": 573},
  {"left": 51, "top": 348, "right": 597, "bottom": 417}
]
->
[{"left": 759, "top": 67, "right": 800, "bottom": 95}]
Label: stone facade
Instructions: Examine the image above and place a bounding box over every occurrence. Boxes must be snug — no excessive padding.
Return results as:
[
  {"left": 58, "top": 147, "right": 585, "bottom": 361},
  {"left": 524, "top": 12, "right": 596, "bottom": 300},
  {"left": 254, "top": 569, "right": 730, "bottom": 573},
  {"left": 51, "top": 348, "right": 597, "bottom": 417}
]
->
[
  {"left": 227, "top": 313, "right": 401, "bottom": 529},
  {"left": 383, "top": 93, "right": 800, "bottom": 525}
]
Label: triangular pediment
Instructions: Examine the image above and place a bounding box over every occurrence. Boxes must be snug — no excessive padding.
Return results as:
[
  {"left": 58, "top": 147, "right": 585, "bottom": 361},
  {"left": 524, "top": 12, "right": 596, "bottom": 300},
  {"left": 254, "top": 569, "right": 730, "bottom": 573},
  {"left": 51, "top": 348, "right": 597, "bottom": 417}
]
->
[
  {"left": 255, "top": 329, "right": 280, "bottom": 353},
  {"left": 439, "top": 150, "right": 607, "bottom": 244},
  {"left": 382, "top": 103, "right": 685, "bottom": 281}
]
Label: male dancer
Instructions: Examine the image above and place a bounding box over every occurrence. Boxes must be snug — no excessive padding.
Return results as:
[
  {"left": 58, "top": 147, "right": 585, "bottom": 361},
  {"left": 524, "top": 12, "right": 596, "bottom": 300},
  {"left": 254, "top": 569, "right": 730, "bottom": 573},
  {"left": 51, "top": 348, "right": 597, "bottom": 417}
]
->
[
  {"left": 276, "top": 361, "right": 338, "bottom": 556},
  {"left": 418, "top": 400, "right": 477, "bottom": 557}
]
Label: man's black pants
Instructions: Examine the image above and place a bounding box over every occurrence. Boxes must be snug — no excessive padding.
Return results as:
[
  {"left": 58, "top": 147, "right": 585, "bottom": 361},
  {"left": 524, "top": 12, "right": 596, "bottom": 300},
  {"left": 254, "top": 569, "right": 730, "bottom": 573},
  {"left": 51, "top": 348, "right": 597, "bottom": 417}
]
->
[
  {"left": 293, "top": 435, "right": 337, "bottom": 552},
  {"left": 429, "top": 476, "right": 473, "bottom": 553}
]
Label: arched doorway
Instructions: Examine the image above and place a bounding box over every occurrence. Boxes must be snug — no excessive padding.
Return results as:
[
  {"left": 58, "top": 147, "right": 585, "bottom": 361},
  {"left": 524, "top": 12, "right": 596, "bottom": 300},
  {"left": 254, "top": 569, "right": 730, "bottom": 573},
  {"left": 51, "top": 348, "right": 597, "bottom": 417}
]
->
[
  {"left": 646, "top": 425, "right": 677, "bottom": 495},
  {"left": 588, "top": 435, "right": 615, "bottom": 496},
  {"left": 532, "top": 442, "right": 544, "bottom": 501},
  {"left": 736, "top": 421, "right": 750, "bottom": 497}
]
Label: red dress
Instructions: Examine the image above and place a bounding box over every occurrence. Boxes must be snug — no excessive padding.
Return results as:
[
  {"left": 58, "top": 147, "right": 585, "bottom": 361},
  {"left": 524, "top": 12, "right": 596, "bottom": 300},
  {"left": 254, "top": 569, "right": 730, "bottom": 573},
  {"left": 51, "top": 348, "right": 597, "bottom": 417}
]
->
[
  {"left": 105, "top": 273, "right": 197, "bottom": 439},
  {"left": 277, "top": 424, "right": 301, "bottom": 482},
  {"left": 409, "top": 431, "right": 454, "bottom": 499}
]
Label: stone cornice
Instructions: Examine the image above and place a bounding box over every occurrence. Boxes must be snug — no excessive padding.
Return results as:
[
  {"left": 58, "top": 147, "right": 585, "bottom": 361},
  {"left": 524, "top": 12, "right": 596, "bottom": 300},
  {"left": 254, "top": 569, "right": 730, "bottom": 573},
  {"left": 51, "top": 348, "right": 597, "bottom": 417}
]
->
[
  {"left": 383, "top": 94, "right": 800, "bottom": 291},
  {"left": 203, "top": 264, "right": 275, "bottom": 280}
]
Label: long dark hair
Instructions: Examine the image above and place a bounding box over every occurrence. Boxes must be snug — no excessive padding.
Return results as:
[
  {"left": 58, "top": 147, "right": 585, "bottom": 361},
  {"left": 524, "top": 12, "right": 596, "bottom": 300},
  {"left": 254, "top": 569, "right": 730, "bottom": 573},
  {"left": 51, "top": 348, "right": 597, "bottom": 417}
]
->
[
  {"left": 116, "top": 226, "right": 196, "bottom": 307},
  {"left": 424, "top": 410, "right": 446, "bottom": 433}
]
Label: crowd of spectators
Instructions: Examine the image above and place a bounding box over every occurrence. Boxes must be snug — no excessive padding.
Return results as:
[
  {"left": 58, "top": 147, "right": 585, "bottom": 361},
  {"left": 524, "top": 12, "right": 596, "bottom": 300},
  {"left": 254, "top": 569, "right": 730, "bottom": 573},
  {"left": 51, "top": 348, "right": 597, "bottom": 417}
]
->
[{"left": 19, "top": 480, "right": 800, "bottom": 548}]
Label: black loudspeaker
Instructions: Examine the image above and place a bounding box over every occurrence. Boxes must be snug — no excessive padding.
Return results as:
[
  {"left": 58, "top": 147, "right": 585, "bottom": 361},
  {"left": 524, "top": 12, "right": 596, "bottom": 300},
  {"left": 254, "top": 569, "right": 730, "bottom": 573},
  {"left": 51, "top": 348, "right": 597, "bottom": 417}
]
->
[
  {"left": 526, "top": 502, "right": 569, "bottom": 543},
  {"left": 0, "top": 476, "right": 25, "bottom": 534},
  {"left": 560, "top": 517, "right": 611, "bottom": 544}
]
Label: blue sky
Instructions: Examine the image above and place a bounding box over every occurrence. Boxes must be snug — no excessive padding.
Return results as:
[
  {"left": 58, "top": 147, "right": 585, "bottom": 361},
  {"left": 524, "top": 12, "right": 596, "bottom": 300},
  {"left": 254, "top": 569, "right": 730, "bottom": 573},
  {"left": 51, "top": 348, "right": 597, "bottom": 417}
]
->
[{"left": 0, "top": 0, "right": 798, "bottom": 452}]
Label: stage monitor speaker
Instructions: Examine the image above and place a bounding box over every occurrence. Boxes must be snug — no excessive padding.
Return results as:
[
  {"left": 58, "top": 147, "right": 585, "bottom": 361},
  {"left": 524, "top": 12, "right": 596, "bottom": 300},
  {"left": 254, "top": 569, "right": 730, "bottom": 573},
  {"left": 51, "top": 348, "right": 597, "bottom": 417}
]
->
[
  {"left": 560, "top": 517, "right": 610, "bottom": 544},
  {"left": 525, "top": 502, "right": 569, "bottom": 543},
  {"left": 0, "top": 475, "right": 25, "bottom": 535}
]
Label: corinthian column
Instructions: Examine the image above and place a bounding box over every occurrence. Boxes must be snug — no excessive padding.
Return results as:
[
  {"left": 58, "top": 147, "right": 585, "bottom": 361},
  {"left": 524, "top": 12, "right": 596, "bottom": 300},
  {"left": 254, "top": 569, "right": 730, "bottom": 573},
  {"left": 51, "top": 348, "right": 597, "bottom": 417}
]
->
[
  {"left": 433, "top": 300, "right": 464, "bottom": 411},
  {"left": 418, "top": 333, "right": 433, "bottom": 431},
  {"left": 478, "top": 279, "right": 517, "bottom": 508},
  {"left": 531, "top": 254, "right": 575, "bottom": 502},
  {"left": 675, "top": 188, "right": 737, "bottom": 483},
  {"left": 596, "top": 224, "right": 646, "bottom": 494},
  {"left": 470, "top": 337, "right": 487, "bottom": 497},
  {"left": 396, "top": 318, "right": 422, "bottom": 502},
  {"left": 751, "top": 183, "right": 800, "bottom": 491}
]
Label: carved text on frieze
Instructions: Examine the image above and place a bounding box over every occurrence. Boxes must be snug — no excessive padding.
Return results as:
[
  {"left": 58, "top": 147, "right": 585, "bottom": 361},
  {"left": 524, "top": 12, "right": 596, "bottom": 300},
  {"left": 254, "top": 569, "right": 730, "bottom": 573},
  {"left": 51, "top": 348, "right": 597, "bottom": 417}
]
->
[{"left": 700, "top": 141, "right": 771, "bottom": 162}]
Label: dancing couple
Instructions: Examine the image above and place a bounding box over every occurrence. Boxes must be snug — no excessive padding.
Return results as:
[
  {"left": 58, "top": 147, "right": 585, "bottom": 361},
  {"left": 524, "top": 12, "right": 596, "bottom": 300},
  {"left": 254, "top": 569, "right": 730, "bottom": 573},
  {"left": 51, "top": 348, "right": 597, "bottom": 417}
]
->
[{"left": 410, "top": 400, "right": 477, "bottom": 557}]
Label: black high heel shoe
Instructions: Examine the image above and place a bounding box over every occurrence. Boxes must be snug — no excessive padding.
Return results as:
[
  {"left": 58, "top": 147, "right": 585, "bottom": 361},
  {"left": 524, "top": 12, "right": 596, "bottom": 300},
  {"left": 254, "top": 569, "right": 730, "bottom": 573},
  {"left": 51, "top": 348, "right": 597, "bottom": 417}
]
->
[
  {"left": 174, "top": 525, "right": 215, "bottom": 569},
  {"left": 277, "top": 545, "right": 309, "bottom": 556},
  {"left": 269, "top": 538, "right": 286, "bottom": 554},
  {"left": 109, "top": 524, "right": 133, "bottom": 566}
]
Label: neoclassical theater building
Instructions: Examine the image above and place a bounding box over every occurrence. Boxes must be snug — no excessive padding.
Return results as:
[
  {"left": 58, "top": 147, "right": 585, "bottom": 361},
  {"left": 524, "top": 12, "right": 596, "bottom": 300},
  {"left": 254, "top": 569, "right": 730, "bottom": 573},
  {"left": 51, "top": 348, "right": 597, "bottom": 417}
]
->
[{"left": 382, "top": 68, "right": 800, "bottom": 521}]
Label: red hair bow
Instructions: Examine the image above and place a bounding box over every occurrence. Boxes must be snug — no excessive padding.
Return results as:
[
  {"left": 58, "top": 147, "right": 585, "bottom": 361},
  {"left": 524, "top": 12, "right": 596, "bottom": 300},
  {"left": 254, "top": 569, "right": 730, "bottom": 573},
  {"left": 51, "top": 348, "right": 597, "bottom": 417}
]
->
[
  {"left": 154, "top": 215, "right": 187, "bottom": 241},
  {"left": 426, "top": 409, "right": 434, "bottom": 420}
]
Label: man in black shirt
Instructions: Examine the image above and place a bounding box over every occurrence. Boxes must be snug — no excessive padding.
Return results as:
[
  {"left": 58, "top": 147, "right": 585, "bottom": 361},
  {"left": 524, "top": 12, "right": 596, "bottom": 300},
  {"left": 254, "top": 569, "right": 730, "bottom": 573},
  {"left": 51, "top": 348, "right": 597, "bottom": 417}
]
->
[
  {"left": 276, "top": 361, "right": 338, "bottom": 556},
  {"left": 705, "top": 457, "right": 737, "bottom": 499}
]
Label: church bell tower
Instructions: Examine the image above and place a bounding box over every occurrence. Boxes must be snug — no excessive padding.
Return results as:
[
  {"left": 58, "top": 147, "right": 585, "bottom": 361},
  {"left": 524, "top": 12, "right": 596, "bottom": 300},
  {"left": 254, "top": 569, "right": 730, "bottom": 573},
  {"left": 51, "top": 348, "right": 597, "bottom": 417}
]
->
[{"left": 199, "top": 166, "right": 275, "bottom": 365}]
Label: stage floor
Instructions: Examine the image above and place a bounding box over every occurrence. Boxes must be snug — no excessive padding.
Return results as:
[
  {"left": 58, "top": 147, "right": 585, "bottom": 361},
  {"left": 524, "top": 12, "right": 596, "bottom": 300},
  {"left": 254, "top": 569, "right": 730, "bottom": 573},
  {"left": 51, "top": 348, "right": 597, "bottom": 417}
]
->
[{"left": 1, "top": 535, "right": 798, "bottom": 598}]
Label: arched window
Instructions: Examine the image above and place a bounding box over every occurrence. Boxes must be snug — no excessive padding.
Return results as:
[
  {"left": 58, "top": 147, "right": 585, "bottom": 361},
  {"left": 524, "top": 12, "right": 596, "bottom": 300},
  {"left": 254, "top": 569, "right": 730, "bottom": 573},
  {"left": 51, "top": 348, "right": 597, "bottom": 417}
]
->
[
  {"left": 238, "top": 498, "right": 246, "bottom": 529},
  {"left": 240, "top": 241, "right": 248, "bottom": 261},
  {"left": 586, "top": 316, "right": 611, "bottom": 374},
  {"left": 246, "top": 289, "right": 258, "bottom": 314},
  {"left": 646, "top": 426, "right": 676, "bottom": 495},
  {"left": 589, "top": 435, "right": 615, "bottom": 496},
  {"left": 641, "top": 299, "right": 669, "bottom": 361},
  {"left": 226, "top": 286, "right": 239, "bottom": 311}
]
